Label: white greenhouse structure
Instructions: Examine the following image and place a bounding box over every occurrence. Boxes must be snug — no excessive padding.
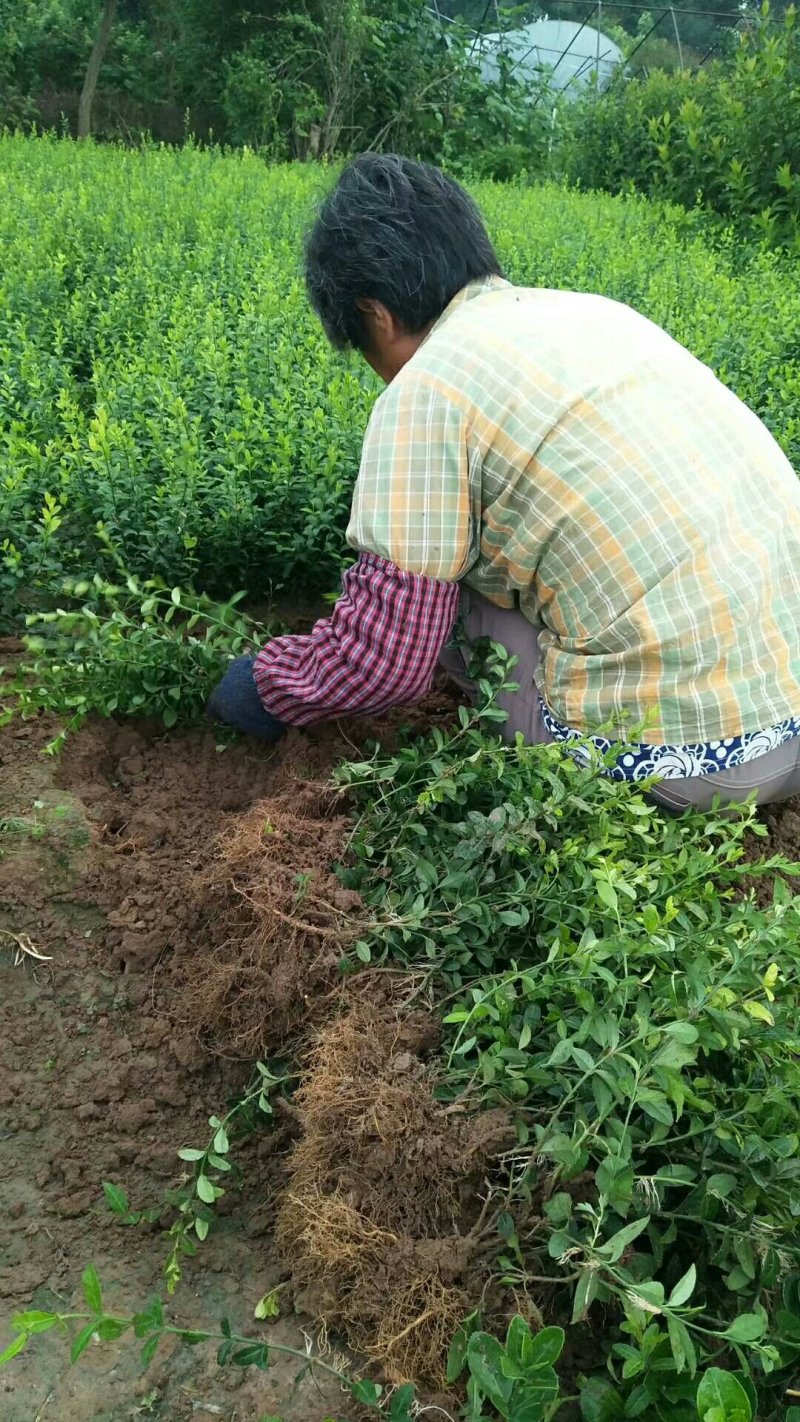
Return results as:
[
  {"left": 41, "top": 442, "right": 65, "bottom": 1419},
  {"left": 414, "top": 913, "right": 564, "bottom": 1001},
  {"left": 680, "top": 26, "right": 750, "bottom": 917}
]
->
[{"left": 475, "top": 18, "right": 623, "bottom": 98}]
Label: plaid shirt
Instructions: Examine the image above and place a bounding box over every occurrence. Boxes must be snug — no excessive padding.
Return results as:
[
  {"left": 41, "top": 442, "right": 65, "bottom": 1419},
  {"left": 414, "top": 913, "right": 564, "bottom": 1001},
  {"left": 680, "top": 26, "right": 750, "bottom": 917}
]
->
[
  {"left": 257, "top": 277, "right": 800, "bottom": 740},
  {"left": 347, "top": 277, "right": 800, "bottom": 744},
  {"left": 253, "top": 552, "right": 458, "bottom": 724}
]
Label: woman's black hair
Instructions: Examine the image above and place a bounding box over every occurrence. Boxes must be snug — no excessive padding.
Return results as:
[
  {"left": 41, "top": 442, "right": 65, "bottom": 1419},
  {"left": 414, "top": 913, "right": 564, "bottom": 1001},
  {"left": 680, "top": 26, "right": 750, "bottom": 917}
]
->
[{"left": 304, "top": 153, "right": 502, "bottom": 351}]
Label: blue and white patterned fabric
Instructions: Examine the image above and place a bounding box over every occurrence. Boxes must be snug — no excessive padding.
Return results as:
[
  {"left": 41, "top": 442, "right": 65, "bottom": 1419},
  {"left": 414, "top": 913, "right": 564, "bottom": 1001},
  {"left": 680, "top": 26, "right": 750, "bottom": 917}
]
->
[{"left": 539, "top": 700, "right": 800, "bottom": 781}]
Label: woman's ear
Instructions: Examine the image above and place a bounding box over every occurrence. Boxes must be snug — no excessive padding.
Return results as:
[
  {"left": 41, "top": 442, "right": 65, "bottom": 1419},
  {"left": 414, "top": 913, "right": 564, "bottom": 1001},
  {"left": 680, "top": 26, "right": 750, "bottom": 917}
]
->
[
  {"left": 356, "top": 298, "right": 397, "bottom": 339},
  {"left": 355, "top": 298, "right": 428, "bottom": 382}
]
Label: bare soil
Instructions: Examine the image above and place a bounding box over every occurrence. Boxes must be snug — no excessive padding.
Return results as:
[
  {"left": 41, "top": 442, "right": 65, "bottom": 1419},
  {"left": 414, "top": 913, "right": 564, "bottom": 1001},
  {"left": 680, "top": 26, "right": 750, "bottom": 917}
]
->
[
  {"left": 761, "top": 798, "right": 800, "bottom": 860},
  {"left": 0, "top": 686, "right": 454, "bottom": 1422}
]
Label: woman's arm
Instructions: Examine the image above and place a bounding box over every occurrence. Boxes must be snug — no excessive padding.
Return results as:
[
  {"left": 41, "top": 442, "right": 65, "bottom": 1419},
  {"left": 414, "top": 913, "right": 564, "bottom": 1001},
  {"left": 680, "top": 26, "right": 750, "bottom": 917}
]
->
[{"left": 252, "top": 551, "right": 460, "bottom": 724}]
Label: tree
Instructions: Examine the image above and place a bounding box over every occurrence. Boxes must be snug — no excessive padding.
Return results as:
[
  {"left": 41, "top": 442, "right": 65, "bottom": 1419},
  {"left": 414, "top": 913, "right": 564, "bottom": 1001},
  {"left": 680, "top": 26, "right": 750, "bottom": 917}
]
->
[{"left": 77, "top": 0, "right": 118, "bottom": 137}]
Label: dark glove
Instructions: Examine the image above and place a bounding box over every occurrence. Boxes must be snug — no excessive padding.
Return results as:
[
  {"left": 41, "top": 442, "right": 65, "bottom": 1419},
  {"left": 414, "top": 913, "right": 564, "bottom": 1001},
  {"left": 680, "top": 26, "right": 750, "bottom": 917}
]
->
[{"left": 206, "top": 655, "right": 287, "bottom": 743}]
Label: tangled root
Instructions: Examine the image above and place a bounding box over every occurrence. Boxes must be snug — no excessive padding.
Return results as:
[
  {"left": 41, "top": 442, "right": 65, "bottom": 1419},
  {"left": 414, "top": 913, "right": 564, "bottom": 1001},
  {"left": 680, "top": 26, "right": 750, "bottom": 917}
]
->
[
  {"left": 171, "top": 779, "right": 360, "bottom": 1056},
  {"left": 165, "top": 765, "right": 517, "bottom": 1381},
  {"left": 276, "top": 1001, "right": 514, "bottom": 1383},
  {"left": 278, "top": 1184, "right": 471, "bottom": 1384}
]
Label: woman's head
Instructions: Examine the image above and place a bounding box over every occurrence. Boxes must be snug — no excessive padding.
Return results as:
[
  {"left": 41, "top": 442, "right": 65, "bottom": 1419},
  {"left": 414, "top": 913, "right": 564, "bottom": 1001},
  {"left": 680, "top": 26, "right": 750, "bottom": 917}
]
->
[{"left": 305, "top": 153, "right": 501, "bottom": 380}]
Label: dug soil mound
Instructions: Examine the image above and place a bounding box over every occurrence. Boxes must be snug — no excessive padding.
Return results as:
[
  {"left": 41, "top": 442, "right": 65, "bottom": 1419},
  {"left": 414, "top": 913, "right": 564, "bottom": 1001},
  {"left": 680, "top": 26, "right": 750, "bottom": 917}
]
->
[{"left": 276, "top": 1001, "right": 515, "bottom": 1384}]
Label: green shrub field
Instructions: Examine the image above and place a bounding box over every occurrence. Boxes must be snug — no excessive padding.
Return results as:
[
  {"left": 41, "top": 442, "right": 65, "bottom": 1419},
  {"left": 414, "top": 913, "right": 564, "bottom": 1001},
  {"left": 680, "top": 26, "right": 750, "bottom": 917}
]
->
[
  {"left": 562, "top": 8, "right": 800, "bottom": 250},
  {"left": 4, "top": 134, "right": 800, "bottom": 630},
  {"left": 3, "top": 137, "right": 800, "bottom": 1422}
]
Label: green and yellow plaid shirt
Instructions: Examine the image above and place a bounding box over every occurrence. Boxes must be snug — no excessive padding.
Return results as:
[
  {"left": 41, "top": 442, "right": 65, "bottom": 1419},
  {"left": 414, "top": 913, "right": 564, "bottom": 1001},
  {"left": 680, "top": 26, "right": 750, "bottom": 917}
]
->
[{"left": 347, "top": 277, "right": 800, "bottom": 744}]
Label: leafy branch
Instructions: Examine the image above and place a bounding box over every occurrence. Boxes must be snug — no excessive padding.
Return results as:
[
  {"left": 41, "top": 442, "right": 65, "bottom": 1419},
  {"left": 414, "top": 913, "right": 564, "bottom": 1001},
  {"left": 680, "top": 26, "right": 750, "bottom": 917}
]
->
[
  {"left": 1, "top": 567, "right": 274, "bottom": 751},
  {"left": 103, "top": 1062, "right": 289, "bottom": 1294}
]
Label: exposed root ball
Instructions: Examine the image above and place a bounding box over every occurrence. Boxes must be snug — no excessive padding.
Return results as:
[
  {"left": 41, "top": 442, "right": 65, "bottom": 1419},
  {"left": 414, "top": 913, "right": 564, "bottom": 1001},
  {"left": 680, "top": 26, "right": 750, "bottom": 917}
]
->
[
  {"left": 277, "top": 1002, "right": 514, "bottom": 1383},
  {"left": 171, "top": 778, "right": 360, "bottom": 1056},
  {"left": 281, "top": 1186, "right": 471, "bottom": 1383}
]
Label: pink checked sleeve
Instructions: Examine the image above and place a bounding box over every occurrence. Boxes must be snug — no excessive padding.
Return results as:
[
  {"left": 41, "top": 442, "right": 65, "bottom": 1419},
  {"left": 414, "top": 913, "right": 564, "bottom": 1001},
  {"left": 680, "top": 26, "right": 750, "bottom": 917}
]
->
[{"left": 252, "top": 551, "right": 460, "bottom": 726}]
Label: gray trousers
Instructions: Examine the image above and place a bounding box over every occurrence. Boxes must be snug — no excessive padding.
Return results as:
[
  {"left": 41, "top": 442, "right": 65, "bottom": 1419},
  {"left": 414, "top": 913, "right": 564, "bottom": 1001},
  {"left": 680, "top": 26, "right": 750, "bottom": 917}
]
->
[{"left": 442, "top": 589, "right": 800, "bottom": 811}]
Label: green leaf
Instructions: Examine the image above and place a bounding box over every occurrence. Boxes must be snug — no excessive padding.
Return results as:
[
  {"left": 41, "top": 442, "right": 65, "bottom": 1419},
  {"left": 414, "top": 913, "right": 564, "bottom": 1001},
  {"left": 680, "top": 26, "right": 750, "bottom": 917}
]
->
[
  {"left": 596, "top": 1156, "right": 634, "bottom": 1212},
  {"left": 454, "top": 1035, "right": 476, "bottom": 1055},
  {"left": 351, "top": 1378, "right": 382, "bottom": 1405},
  {"left": 655, "top": 1164, "right": 697, "bottom": 1186},
  {"left": 510, "top": 1372, "right": 560, "bottom": 1420},
  {"left": 543, "top": 1192, "right": 573, "bottom": 1225},
  {"left": 213, "top": 1126, "right": 229, "bottom": 1154},
  {"left": 389, "top": 1383, "right": 416, "bottom": 1420},
  {"left": 625, "top": 1279, "right": 665, "bottom": 1314},
  {"left": 70, "top": 1322, "right": 98, "bottom": 1364},
  {"left": 140, "top": 1334, "right": 160, "bottom": 1366},
  {"left": 707, "top": 1173, "right": 737, "bottom": 1200},
  {"left": 668, "top": 1313, "right": 697, "bottom": 1376},
  {"left": 592, "top": 1076, "right": 614, "bottom": 1116},
  {"left": 642, "top": 903, "right": 659, "bottom": 933},
  {"left": 0, "top": 1332, "right": 29, "bottom": 1366},
  {"left": 639, "top": 1092, "right": 674, "bottom": 1126},
  {"left": 81, "top": 1264, "right": 103, "bottom": 1314},
  {"left": 664, "top": 1021, "right": 699, "bottom": 1044},
  {"left": 621, "top": 1383, "right": 653, "bottom": 1418},
  {"left": 102, "top": 1181, "right": 130, "bottom": 1215},
  {"left": 446, "top": 1323, "right": 469, "bottom": 1383},
  {"left": 733, "top": 1237, "right": 755, "bottom": 1281},
  {"left": 527, "top": 1325, "right": 564, "bottom": 1367},
  {"left": 654, "top": 1035, "right": 697, "bottom": 1070},
  {"left": 11, "top": 1311, "right": 60, "bottom": 1334},
  {"left": 196, "top": 1174, "right": 216, "bottom": 1204},
  {"left": 572, "top": 1270, "right": 599, "bottom": 1323},
  {"left": 177, "top": 1148, "right": 205, "bottom": 1162},
  {"left": 721, "top": 1311, "right": 766, "bottom": 1344},
  {"left": 620, "top": 1352, "right": 644, "bottom": 1381},
  {"left": 696, "top": 1368, "right": 752, "bottom": 1420},
  {"left": 95, "top": 1319, "right": 127, "bottom": 1342},
  {"left": 231, "top": 1343, "right": 269, "bottom": 1367},
  {"left": 597, "top": 1215, "right": 650, "bottom": 1263},
  {"left": 467, "top": 1332, "right": 514, "bottom": 1410},
  {"left": 579, "top": 1376, "right": 625, "bottom": 1421},
  {"left": 596, "top": 880, "right": 618, "bottom": 912},
  {"left": 669, "top": 1262, "right": 697, "bottom": 1307},
  {"left": 132, "top": 1299, "right": 163, "bottom": 1337},
  {"left": 206, "top": 1152, "right": 231, "bottom": 1173},
  {"left": 505, "top": 1315, "right": 532, "bottom": 1366},
  {"left": 548, "top": 1229, "right": 575, "bottom": 1260}
]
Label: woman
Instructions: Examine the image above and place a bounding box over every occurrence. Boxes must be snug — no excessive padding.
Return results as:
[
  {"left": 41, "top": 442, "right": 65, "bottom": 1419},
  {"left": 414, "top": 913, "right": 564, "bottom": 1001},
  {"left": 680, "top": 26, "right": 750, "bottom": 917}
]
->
[{"left": 209, "top": 155, "right": 800, "bottom": 810}]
